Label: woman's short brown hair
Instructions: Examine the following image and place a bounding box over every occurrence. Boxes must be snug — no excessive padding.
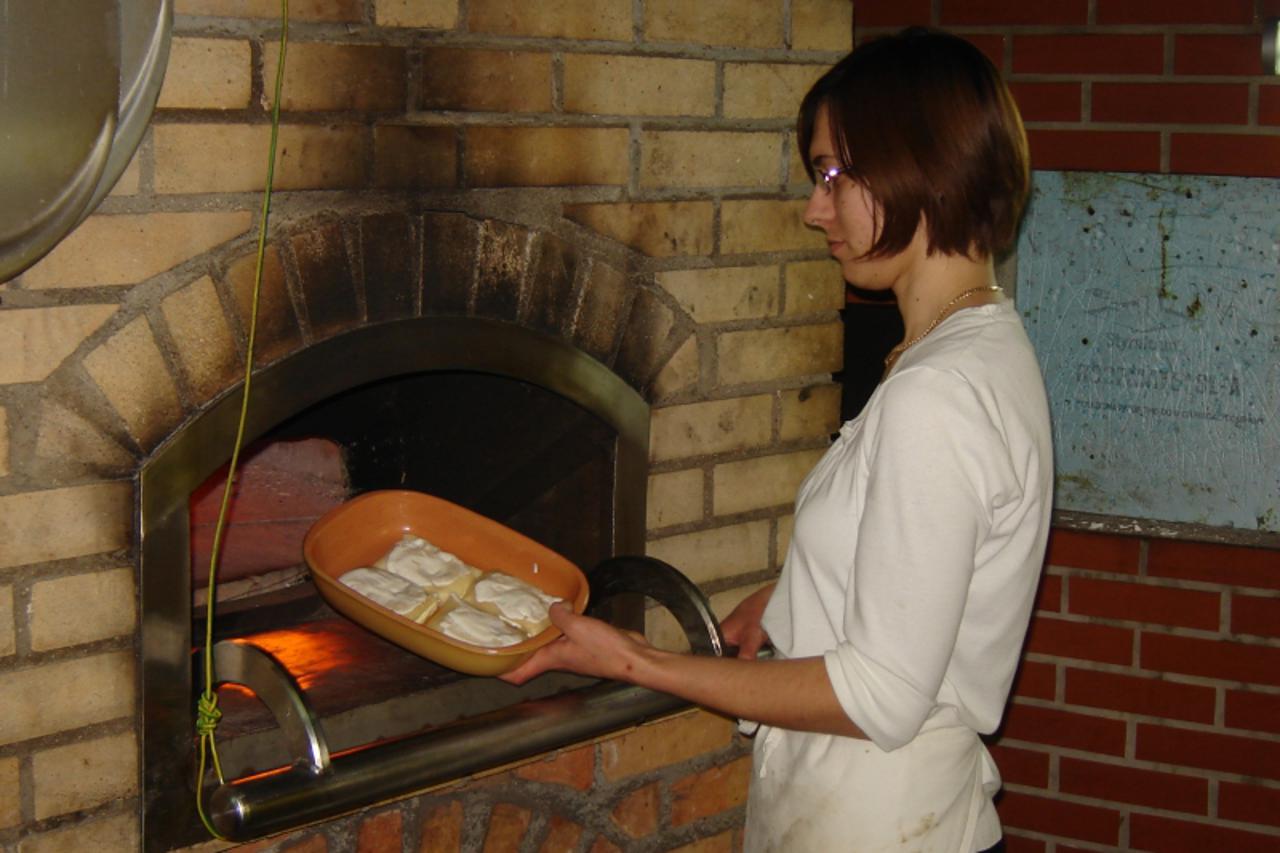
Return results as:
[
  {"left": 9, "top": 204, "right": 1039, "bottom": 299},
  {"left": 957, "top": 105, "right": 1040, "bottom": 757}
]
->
[{"left": 799, "top": 27, "right": 1030, "bottom": 259}]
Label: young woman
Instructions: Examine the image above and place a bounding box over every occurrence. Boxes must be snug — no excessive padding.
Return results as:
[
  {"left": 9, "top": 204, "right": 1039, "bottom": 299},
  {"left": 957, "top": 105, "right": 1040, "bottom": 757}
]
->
[{"left": 503, "top": 27, "right": 1053, "bottom": 852}]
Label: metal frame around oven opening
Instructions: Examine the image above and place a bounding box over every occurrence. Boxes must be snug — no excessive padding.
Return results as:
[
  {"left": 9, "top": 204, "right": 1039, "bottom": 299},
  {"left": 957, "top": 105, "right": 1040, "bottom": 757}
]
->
[{"left": 138, "top": 316, "right": 650, "bottom": 851}]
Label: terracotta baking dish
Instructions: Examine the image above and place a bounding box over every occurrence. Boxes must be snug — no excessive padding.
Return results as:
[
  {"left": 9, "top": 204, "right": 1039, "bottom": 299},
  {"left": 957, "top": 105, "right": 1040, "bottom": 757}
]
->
[{"left": 303, "top": 489, "right": 589, "bottom": 676}]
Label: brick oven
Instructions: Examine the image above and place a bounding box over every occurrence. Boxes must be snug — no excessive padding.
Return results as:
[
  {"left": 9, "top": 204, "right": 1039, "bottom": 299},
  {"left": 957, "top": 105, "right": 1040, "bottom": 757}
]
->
[{"left": 0, "top": 2, "right": 851, "bottom": 850}]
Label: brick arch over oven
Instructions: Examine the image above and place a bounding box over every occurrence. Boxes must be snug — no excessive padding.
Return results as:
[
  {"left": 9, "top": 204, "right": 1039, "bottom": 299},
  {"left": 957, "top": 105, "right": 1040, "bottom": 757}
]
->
[
  {"left": 236, "top": 211, "right": 689, "bottom": 411},
  {"left": 44, "top": 211, "right": 692, "bottom": 463}
]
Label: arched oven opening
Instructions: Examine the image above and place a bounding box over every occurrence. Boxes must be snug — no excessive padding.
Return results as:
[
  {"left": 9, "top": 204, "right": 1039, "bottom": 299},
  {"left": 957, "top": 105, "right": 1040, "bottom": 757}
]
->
[{"left": 140, "top": 317, "right": 658, "bottom": 849}]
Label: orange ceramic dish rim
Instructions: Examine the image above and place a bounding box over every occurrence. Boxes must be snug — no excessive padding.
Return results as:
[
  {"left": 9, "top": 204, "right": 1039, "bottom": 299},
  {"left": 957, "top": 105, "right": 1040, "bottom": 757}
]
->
[{"left": 302, "top": 489, "right": 590, "bottom": 675}]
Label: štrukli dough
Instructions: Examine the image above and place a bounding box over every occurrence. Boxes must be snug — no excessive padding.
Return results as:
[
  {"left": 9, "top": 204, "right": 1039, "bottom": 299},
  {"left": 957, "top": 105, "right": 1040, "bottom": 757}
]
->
[
  {"left": 471, "top": 569, "right": 560, "bottom": 636},
  {"left": 376, "top": 533, "right": 479, "bottom": 597},
  {"left": 427, "top": 594, "right": 528, "bottom": 648},
  {"left": 337, "top": 566, "right": 439, "bottom": 624},
  {"left": 338, "top": 534, "right": 564, "bottom": 648}
]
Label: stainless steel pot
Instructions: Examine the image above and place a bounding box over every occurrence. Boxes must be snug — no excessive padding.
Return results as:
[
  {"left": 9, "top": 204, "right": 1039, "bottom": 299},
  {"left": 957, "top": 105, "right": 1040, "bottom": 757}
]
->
[{"left": 0, "top": 0, "right": 172, "bottom": 282}]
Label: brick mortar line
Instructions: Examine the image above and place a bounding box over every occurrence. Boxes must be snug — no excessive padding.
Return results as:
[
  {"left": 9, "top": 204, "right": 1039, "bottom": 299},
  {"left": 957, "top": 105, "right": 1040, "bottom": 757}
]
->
[
  {"left": 685, "top": 369, "right": 842, "bottom": 397},
  {"left": 1010, "top": 74, "right": 1280, "bottom": 82},
  {"left": 77, "top": 183, "right": 999, "bottom": 233},
  {"left": 645, "top": 503, "right": 798, "bottom": 537},
  {"left": 0, "top": 798, "right": 140, "bottom": 849},
  {"left": 0, "top": 715, "right": 137, "bottom": 759},
  {"left": 0, "top": 636, "right": 135, "bottom": 677},
  {"left": 152, "top": 113, "right": 800, "bottom": 132},
  {"left": 146, "top": 304, "right": 200, "bottom": 415},
  {"left": 1018, "top": 660, "right": 1280, "bottom": 701},
  {"left": 631, "top": 0, "right": 643, "bottom": 44},
  {"left": 0, "top": 446, "right": 136, "bottom": 495},
  {"left": 1000, "top": 739, "right": 1280, "bottom": 784},
  {"left": 1032, "top": 609, "right": 1280, "bottom": 644},
  {"left": 274, "top": 227, "right": 316, "bottom": 344},
  {"left": 1022, "top": 653, "right": 1280, "bottom": 690},
  {"left": 92, "top": 190, "right": 426, "bottom": 220},
  {"left": 1000, "top": 828, "right": 1113, "bottom": 852},
  {"left": 698, "top": 570, "right": 780, "bottom": 601},
  {"left": 1001, "top": 781, "right": 1280, "bottom": 836},
  {"left": 647, "top": 389, "right": 837, "bottom": 417},
  {"left": 860, "top": 24, "right": 1267, "bottom": 36},
  {"left": 653, "top": 311, "right": 839, "bottom": 335},
  {"left": 1047, "top": 564, "right": 1280, "bottom": 599},
  {"left": 625, "top": 187, "right": 816, "bottom": 203},
  {"left": 647, "top": 427, "right": 835, "bottom": 463},
  {"left": 1008, "top": 695, "right": 1280, "bottom": 742},
  {"left": 173, "top": 20, "right": 849, "bottom": 63},
  {"left": 0, "top": 549, "right": 133, "bottom": 585},
  {"left": 1025, "top": 121, "right": 1280, "bottom": 132}
]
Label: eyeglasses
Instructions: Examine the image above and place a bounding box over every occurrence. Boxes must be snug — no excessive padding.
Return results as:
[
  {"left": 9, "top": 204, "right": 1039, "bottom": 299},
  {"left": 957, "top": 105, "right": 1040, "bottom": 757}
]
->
[{"left": 813, "top": 164, "right": 854, "bottom": 194}]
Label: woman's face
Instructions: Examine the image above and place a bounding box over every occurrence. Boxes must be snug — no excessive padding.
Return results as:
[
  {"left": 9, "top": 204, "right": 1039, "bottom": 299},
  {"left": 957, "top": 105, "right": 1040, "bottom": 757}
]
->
[{"left": 803, "top": 106, "right": 912, "bottom": 290}]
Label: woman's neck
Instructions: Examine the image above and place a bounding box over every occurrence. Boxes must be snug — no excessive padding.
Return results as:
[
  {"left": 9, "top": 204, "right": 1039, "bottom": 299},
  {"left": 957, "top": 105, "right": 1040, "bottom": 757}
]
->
[{"left": 892, "top": 251, "right": 999, "bottom": 343}]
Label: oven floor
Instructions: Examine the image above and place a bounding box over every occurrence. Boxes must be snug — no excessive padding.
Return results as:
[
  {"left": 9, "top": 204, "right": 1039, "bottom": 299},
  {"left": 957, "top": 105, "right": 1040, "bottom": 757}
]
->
[{"left": 206, "top": 597, "right": 593, "bottom": 779}]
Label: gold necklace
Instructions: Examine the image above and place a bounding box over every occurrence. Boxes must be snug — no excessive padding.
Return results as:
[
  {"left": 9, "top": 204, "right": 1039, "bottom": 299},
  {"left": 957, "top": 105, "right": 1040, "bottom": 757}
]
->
[{"left": 883, "top": 285, "right": 1002, "bottom": 368}]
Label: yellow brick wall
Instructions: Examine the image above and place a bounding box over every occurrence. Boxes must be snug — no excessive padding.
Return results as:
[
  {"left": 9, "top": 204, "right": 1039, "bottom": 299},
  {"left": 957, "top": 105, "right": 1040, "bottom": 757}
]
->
[
  {"left": 157, "top": 37, "right": 252, "bottom": 109},
  {"left": 0, "top": 0, "right": 852, "bottom": 845},
  {"left": 467, "top": 0, "right": 633, "bottom": 41},
  {"left": 563, "top": 55, "right": 718, "bottom": 116},
  {"left": 644, "top": 0, "right": 787, "bottom": 48}
]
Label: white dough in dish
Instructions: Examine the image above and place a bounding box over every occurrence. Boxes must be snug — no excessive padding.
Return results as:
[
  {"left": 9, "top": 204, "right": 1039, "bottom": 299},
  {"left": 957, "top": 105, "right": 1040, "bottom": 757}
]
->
[
  {"left": 471, "top": 571, "right": 561, "bottom": 636},
  {"left": 339, "top": 567, "right": 439, "bottom": 623},
  {"left": 378, "top": 534, "right": 479, "bottom": 597},
  {"left": 428, "top": 594, "right": 527, "bottom": 648}
]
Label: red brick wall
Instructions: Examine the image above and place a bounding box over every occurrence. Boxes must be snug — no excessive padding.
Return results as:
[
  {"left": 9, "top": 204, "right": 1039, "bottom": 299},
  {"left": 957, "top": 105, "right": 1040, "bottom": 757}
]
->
[
  {"left": 856, "top": 0, "right": 1280, "bottom": 175},
  {"left": 989, "top": 529, "right": 1280, "bottom": 851}
]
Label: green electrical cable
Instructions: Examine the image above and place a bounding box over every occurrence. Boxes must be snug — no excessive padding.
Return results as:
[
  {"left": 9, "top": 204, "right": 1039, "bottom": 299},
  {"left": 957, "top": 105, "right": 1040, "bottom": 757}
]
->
[{"left": 195, "top": 0, "right": 289, "bottom": 839}]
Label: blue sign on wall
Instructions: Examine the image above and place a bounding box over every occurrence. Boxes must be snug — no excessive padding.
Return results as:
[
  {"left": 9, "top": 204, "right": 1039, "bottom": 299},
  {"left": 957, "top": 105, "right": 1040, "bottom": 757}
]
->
[{"left": 1018, "top": 171, "right": 1279, "bottom": 533}]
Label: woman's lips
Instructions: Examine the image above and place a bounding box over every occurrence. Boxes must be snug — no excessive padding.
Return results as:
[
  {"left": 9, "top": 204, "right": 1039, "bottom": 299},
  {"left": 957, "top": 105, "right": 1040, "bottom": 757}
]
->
[{"left": 827, "top": 240, "right": 844, "bottom": 255}]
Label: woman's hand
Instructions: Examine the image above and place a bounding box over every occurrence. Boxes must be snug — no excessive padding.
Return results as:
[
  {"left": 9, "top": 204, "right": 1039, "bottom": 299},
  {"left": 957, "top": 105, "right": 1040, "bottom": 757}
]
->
[
  {"left": 503, "top": 592, "right": 867, "bottom": 740},
  {"left": 720, "top": 583, "right": 775, "bottom": 659},
  {"left": 500, "top": 602, "right": 655, "bottom": 685}
]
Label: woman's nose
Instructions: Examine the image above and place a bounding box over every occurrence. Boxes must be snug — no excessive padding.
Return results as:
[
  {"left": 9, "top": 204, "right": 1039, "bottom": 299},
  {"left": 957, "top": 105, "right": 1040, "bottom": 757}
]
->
[{"left": 803, "top": 183, "right": 831, "bottom": 228}]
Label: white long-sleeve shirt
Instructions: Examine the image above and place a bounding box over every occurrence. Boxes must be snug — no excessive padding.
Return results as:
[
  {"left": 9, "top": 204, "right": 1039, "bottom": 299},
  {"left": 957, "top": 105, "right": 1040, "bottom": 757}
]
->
[{"left": 745, "top": 300, "right": 1053, "bottom": 852}]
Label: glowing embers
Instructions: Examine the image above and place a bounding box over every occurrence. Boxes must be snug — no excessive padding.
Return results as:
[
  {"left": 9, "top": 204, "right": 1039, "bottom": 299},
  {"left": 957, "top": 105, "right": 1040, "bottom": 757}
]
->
[{"left": 211, "top": 617, "right": 465, "bottom": 741}]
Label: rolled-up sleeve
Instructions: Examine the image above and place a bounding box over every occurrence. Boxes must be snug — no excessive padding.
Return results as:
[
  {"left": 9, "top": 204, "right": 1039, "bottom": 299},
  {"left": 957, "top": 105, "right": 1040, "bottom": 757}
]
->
[{"left": 823, "top": 366, "right": 1000, "bottom": 751}]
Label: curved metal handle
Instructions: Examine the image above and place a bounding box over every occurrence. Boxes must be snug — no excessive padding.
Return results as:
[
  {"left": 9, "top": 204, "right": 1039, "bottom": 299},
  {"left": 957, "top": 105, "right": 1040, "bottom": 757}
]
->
[
  {"left": 209, "top": 640, "right": 331, "bottom": 774},
  {"left": 586, "top": 556, "right": 725, "bottom": 657}
]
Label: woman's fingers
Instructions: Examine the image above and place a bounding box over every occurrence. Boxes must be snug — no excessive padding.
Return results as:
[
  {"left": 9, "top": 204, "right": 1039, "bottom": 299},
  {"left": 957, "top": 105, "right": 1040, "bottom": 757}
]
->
[
  {"left": 499, "top": 603, "right": 651, "bottom": 685},
  {"left": 736, "top": 631, "right": 763, "bottom": 660},
  {"left": 721, "top": 584, "right": 774, "bottom": 659}
]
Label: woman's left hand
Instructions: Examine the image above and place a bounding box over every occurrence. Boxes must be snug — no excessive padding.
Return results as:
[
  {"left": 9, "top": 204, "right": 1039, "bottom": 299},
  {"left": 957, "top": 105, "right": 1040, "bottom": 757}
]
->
[{"left": 500, "top": 601, "right": 655, "bottom": 685}]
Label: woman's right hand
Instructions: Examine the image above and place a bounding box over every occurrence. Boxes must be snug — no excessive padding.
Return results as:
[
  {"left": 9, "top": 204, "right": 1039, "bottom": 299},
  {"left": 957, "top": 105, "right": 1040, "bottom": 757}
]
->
[{"left": 720, "top": 583, "right": 775, "bottom": 659}]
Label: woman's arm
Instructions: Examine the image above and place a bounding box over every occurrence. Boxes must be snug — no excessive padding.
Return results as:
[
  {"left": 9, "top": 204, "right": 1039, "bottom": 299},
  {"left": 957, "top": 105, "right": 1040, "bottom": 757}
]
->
[{"left": 502, "top": 601, "right": 868, "bottom": 739}]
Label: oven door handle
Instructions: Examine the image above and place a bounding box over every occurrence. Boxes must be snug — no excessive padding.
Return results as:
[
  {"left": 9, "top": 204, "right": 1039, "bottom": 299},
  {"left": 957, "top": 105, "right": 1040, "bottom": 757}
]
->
[
  {"left": 207, "top": 639, "right": 332, "bottom": 775},
  {"left": 586, "top": 555, "right": 726, "bottom": 658}
]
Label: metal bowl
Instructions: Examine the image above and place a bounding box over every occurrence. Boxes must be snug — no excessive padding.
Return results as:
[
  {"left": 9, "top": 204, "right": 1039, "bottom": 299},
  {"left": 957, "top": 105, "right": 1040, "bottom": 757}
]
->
[
  {"left": 303, "top": 489, "right": 588, "bottom": 676},
  {"left": 0, "top": 0, "right": 173, "bottom": 282}
]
